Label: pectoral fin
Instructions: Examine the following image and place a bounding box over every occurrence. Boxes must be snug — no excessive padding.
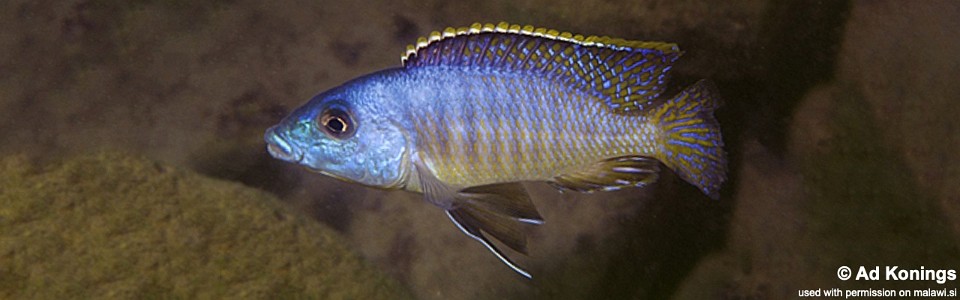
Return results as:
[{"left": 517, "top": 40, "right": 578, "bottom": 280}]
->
[
  {"left": 414, "top": 161, "right": 543, "bottom": 278},
  {"left": 415, "top": 161, "right": 460, "bottom": 209},
  {"left": 551, "top": 155, "right": 661, "bottom": 193}
]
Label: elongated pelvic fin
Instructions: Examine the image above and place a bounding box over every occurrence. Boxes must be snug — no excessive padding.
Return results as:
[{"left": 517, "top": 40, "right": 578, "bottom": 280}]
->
[
  {"left": 447, "top": 209, "right": 532, "bottom": 278},
  {"left": 414, "top": 160, "right": 542, "bottom": 278},
  {"left": 551, "top": 156, "right": 661, "bottom": 193},
  {"left": 652, "top": 80, "right": 727, "bottom": 199},
  {"left": 402, "top": 22, "right": 681, "bottom": 112}
]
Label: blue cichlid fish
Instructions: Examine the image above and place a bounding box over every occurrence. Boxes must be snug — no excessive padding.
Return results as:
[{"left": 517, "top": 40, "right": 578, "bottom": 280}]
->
[{"left": 265, "top": 22, "right": 727, "bottom": 278}]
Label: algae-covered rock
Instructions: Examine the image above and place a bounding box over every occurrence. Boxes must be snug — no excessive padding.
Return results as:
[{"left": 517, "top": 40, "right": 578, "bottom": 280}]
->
[{"left": 0, "top": 152, "right": 411, "bottom": 299}]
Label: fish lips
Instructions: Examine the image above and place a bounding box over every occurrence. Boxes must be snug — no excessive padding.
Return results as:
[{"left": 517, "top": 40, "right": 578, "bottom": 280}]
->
[
  {"left": 263, "top": 125, "right": 356, "bottom": 182},
  {"left": 264, "top": 126, "right": 303, "bottom": 163}
]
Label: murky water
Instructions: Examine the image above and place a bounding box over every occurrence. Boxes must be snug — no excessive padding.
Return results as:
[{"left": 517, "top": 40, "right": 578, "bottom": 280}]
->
[{"left": 2, "top": 1, "right": 958, "bottom": 299}]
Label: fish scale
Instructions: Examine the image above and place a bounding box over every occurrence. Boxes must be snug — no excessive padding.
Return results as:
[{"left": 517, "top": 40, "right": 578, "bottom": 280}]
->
[
  {"left": 265, "top": 22, "right": 726, "bottom": 278},
  {"left": 408, "top": 68, "right": 655, "bottom": 187}
]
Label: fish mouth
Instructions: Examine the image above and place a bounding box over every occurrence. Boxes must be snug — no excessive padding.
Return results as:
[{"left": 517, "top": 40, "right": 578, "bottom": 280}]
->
[{"left": 264, "top": 126, "right": 302, "bottom": 163}]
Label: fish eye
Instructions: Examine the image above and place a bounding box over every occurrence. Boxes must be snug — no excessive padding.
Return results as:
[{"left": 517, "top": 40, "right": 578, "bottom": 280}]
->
[{"left": 318, "top": 107, "right": 355, "bottom": 139}]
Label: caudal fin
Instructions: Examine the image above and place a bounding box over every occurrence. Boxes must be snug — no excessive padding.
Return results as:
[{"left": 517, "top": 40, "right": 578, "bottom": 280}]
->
[{"left": 651, "top": 80, "right": 727, "bottom": 199}]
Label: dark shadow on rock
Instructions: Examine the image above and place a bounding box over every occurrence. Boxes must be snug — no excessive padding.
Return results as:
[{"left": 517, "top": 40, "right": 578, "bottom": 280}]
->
[
  {"left": 302, "top": 186, "right": 357, "bottom": 233},
  {"left": 190, "top": 144, "right": 360, "bottom": 235},
  {"left": 188, "top": 88, "right": 301, "bottom": 198},
  {"left": 600, "top": 186, "right": 729, "bottom": 299},
  {"left": 192, "top": 146, "right": 304, "bottom": 199},
  {"left": 753, "top": 0, "right": 851, "bottom": 156},
  {"left": 800, "top": 84, "right": 960, "bottom": 289},
  {"left": 188, "top": 136, "right": 304, "bottom": 200},
  {"left": 534, "top": 176, "right": 729, "bottom": 299}
]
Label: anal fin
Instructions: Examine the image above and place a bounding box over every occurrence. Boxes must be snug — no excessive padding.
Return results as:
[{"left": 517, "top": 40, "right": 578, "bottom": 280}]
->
[
  {"left": 415, "top": 160, "right": 543, "bottom": 278},
  {"left": 551, "top": 155, "right": 661, "bottom": 193}
]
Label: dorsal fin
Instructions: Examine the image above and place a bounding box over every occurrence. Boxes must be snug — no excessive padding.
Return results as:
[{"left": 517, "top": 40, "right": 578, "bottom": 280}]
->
[{"left": 401, "top": 22, "right": 682, "bottom": 112}]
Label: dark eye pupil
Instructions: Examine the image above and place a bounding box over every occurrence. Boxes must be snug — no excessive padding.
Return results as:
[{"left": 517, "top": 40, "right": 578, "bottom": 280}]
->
[
  {"left": 326, "top": 117, "right": 345, "bottom": 132},
  {"left": 319, "top": 107, "right": 354, "bottom": 138}
]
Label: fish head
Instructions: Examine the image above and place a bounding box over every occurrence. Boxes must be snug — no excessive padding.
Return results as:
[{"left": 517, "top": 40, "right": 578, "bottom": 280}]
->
[{"left": 264, "top": 79, "right": 409, "bottom": 189}]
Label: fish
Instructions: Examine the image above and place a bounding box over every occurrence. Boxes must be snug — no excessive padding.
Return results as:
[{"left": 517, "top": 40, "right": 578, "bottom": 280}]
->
[{"left": 264, "top": 22, "right": 727, "bottom": 278}]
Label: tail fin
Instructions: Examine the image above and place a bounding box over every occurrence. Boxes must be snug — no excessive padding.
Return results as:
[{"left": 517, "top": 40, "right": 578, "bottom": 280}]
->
[{"left": 651, "top": 79, "right": 727, "bottom": 199}]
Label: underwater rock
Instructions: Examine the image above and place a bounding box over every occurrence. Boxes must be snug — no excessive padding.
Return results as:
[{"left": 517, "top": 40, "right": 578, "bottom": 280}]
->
[
  {"left": 835, "top": 1, "right": 960, "bottom": 238},
  {"left": 674, "top": 2, "right": 960, "bottom": 298},
  {"left": 0, "top": 152, "right": 411, "bottom": 299}
]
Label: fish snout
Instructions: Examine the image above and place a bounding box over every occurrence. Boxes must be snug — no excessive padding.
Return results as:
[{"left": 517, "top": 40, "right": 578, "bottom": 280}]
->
[{"left": 264, "top": 126, "right": 301, "bottom": 163}]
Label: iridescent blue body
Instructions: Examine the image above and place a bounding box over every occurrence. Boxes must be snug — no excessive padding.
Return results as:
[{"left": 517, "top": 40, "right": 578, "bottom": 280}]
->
[{"left": 265, "top": 22, "right": 727, "bottom": 278}]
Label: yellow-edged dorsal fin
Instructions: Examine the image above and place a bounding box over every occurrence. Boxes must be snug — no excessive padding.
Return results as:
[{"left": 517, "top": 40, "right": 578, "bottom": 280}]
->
[{"left": 401, "top": 22, "right": 682, "bottom": 112}]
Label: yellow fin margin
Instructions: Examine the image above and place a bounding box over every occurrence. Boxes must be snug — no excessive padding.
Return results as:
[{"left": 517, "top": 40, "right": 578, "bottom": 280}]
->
[{"left": 400, "top": 22, "right": 679, "bottom": 64}]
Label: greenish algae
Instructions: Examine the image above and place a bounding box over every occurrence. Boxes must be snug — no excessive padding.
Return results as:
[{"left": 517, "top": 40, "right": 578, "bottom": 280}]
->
[{"left": 0, "top": 152, "right": 412, "bottom": 299}]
